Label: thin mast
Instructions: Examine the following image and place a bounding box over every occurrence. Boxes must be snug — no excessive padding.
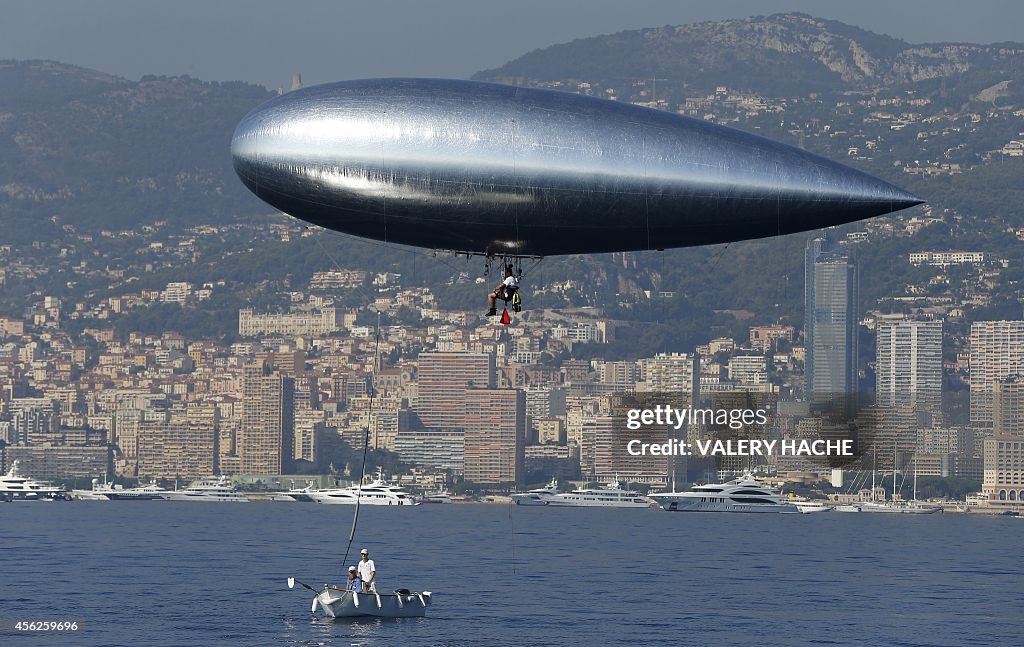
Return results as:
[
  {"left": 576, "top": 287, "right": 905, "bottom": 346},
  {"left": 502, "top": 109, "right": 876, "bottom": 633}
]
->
[
  {"left": 872, "top": 444, "right": 876, "bottom": 501},
  {"left": 892, "top": 442, "right": 897, "bottom": 502},
  {"left": 913, "top": 453, "right": 918, "bottom": 502}
]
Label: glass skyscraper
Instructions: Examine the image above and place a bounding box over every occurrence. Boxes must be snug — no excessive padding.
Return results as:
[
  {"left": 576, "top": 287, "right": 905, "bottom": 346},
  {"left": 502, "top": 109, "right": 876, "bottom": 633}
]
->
[{"left": 804, "top": 235, "right": 859, "bottom": 417}]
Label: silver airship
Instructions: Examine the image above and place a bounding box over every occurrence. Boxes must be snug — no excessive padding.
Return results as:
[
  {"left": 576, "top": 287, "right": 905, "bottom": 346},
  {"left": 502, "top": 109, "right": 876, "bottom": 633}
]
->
[{"left": 231, "top": 78, "right": 922, "bottom": 257}]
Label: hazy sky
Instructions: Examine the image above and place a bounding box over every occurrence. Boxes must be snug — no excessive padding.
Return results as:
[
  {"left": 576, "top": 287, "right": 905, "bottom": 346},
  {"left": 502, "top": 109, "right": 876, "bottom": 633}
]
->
[{"left": 3, "top": 1, "right": 1023, "bottom": 89}]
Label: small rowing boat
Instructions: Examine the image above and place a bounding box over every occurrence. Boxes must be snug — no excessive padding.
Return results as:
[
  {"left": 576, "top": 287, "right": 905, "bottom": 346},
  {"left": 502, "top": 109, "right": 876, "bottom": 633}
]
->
[{"left": 316, "top": 588, "right": 433, "bottom": 618}]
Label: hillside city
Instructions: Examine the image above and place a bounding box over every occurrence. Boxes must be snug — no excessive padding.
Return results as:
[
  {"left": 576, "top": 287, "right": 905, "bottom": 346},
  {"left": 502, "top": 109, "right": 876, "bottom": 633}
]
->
[{"left": 3, "top": 41, "right": 1024, "bottom": 511}]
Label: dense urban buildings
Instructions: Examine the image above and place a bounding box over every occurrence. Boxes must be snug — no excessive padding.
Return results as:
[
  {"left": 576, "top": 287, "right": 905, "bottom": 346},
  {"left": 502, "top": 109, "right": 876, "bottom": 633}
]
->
[{"left": 1, "top": 214, "right": 1022, "bottom": 505}]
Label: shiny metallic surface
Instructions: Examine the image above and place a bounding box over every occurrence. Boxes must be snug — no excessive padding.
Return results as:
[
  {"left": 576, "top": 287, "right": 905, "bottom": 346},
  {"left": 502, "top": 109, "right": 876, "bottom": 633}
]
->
[{"left": 232, "top": 78, "right": 923, "bottom": 257}]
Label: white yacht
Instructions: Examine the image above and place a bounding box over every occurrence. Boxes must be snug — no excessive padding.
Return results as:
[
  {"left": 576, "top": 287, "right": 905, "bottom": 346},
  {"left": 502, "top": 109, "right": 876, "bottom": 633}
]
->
[
  {"left": 845, "top": 500, "right": 941, "bottom": 514},
  {"left": 270, "top": 481, "right": 319, "bottom": 502},
  {"left": 280, "top": 487, "right": 317, "bottom": 502},
  {"left": 0, "top": 461, "right": 68, "bottom": 501},
  {"left": 649, "top": 474, "right": 799, "bottom": 513},
  {"left": 786, "top": 494, "right": 834, "bottom": 513},
  {"left": 162, "top": 476, "right": 248, "bottom": 502},
  {"left": 419, "top": 489, "right": 453, "bottom": 504},
  {"left": 73, "top": 479, "right": 168, "bottom": 501},
  {"left": 544, "top": 481, "right": 651, "bottom": 508},
  {"left": 308, "top": 470, "right": 417, "bottom": 506},
  {"left": 512, "top": 478, "right": 561, "bottom": 506},
  {"left": 71, "top": 480, "right": 112, "bottom": 501},
  {"left": 791, "top": 499, "right": 834, "bottom": 514}
]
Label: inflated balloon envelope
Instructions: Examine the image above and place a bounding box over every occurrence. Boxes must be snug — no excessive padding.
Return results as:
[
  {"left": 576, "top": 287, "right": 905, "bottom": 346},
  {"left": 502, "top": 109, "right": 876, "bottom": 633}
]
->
[{"left": 231, "top": 78, "right": 923, "bottom": 258}]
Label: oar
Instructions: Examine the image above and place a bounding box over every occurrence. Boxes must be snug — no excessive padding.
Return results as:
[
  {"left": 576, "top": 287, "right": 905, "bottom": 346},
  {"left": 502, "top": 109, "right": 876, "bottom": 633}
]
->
[
  {"left": 288, "top": 577, "right": 323, "bottom": 615},
  {"left": 287, "top": 577, "right": 320, "bottom": 594}
]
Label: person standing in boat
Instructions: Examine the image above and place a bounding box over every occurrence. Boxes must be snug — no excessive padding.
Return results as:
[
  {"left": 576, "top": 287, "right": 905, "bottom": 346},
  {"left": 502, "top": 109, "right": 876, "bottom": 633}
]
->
[
  {"left": 345, "top": 565, "right": 362, "bottom": 592},
  {"left": 358, "top": 548, "right": 377, "bottom": 592}
]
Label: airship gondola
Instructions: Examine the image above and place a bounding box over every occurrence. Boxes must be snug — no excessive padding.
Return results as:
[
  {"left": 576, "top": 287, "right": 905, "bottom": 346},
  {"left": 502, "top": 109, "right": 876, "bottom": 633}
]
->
[{"left": 231, "top": 78, "right": 922, "bottom": 258}]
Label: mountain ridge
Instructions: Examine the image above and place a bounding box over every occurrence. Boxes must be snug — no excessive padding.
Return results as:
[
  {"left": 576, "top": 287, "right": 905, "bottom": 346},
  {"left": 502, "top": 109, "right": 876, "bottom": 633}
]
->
[
  {"left": 474, "top": 12, "right": 1024, "bottom": 96},
  {"left": 0, "top": 59, "right": 272, "bottom": 237},
  {"left": 1, "top": 15, "right": 1022, "bottom": 356}
]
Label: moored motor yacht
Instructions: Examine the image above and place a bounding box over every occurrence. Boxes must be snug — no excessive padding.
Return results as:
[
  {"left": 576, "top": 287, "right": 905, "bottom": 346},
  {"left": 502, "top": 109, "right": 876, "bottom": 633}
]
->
[
  {"left": 0, "top": 461, "right": 68, "bottom": 501},
  {"left": 849, "top": 500, "right": 941, "bottom": 514},
  {"left": 308, "top": 469, "right": 417, "bottom": 506},
  {"left": 786, "top": 494, "right": 834, "bottom": 513},
  {"left": 511, "top": 478, "right": 560, "bottom": 506},
  {"left": 418, "top": 489, "right": 453, "bottom": 504},
  {"left": 162, "top": 476, "right": 248, "bottom": 502},
  {"left": 544, "top": 480, "right": 651, "bottom": 508},
  {"left": 650, "top": 473, "right": 799, "bottom": 513},
  {"left": 73, "top": 478, "right": 168, "bottom": 501}
]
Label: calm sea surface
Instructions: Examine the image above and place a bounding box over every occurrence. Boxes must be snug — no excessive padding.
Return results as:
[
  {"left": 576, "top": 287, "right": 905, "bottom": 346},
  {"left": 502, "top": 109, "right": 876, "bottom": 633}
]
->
[{"left": 2, "top": 503, "right": 1023, "bottom": 647}]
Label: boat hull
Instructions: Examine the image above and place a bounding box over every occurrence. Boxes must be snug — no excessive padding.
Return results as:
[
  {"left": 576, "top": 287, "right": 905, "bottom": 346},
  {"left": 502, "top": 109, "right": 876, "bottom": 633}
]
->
[
  {"left": 71, "top": 490, "right": 111, "bottom": 501},
  {"left": 315, "top": 589, "right": 432, "bottom": 618},
  {"left": 511, "top": 494, "right": 551, "bottom": 506},
  {"left": 856, "top": 503, "right": 941, "bottom": 514},
  {"left": 161, "top": 493, "right": 248, "bottom": 502},
  {"left": 545, "top": 499, "right": 650, "bottom": 508},
  {"left": 653, "top": 498, "right": 799, "bottom": 513},
  {"left": 103, "top": 492, "right": 167, "bottom": 501},
  {"left": 310, "top": 494, "right": 417, "bottom": 505},
  {"left": 796, "top": 505, "right": 833, "bottom": 513},
  {"left": 3, "top": 490, "right": 69, "bottom": 501}
]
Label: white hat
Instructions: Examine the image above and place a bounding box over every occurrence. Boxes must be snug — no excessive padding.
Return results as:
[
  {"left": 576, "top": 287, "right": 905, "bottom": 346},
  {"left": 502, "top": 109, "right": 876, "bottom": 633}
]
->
[
  {"left": 348, "top": 565, "right": 357, "bottom": 572},
  {"left": 360, "top": 548, "right": 369, "bottom": 554}
]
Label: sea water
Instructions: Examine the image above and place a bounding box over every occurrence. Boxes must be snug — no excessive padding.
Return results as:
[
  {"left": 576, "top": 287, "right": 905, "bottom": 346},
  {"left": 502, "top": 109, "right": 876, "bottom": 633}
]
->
[{"left": 2, "top": 503, "right": 1022, "bottom": 646}]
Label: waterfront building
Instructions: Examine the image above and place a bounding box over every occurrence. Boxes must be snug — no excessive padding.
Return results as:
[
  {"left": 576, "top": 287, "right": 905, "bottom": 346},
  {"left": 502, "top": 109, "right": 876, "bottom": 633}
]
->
[
  {"left": 240, "top": 363, "right": 295, "bottom": 475},
  {"left": 137, "top": 403, "right": 218, "bottom": 480},
  {"left": 463, "top": 389, "right": 524, "bottom": 486},
  {"left": 4, "top": 443, "right": 109, "bottom": 481},
  {"left": 970, "top": 321, "right": 1024, "bottom": 426},
  {"left": 982, "top": 436, "right": 1024, "bottom": 507}
]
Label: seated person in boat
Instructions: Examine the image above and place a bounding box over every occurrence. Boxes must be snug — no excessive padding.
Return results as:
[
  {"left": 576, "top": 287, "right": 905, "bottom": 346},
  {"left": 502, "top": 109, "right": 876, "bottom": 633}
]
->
[
  {"left": 358, "top": 548, "right": 377, "bottom": 592},
  {"left": 346, "top": 565, "right": 362, "bottom": 592}
]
